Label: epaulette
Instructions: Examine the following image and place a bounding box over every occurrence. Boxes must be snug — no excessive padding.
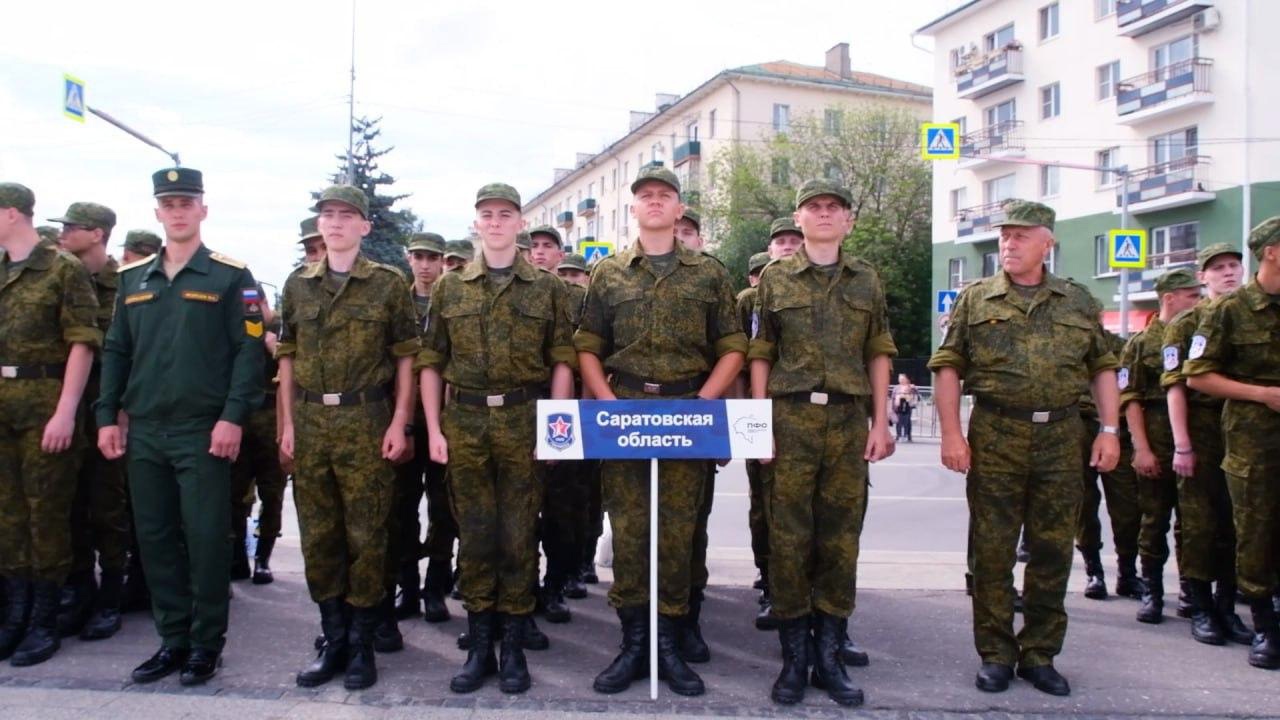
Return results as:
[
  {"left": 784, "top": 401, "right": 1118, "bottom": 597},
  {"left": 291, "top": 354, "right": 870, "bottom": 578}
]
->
[
  {"left": 118, "top": 254, "right": 156, "bottom": 272},
  {"left": 699, "top": 250, "right": 727, "bottom": 269},
  {"left": 209, "top": 252, "right": 246, "bottom": 269},
  {"left": 370, "top": 261, "right": 407, "bottom": 281}
]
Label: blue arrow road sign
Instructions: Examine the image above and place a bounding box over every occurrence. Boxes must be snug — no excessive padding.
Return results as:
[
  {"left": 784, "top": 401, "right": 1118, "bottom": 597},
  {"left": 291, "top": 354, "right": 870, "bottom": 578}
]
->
[{"left": 937, "top": 290, "right": 958, "bottom": 314}]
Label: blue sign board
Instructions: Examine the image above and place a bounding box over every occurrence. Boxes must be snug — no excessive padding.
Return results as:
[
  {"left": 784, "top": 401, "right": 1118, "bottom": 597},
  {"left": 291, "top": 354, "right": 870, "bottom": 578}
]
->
[
  {"left": 937, "top": 290, "right": 958, "bottom": 314},
  {"left": 536, "top": 399, "right": 773, "bottom": 460}
]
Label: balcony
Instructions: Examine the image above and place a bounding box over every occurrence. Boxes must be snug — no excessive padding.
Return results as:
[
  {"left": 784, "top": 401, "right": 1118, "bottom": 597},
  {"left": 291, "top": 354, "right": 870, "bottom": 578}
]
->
[
  {"left": 954, "top": 46, "right": 1024, "bottom": 100},
  {"left": 1116, "top": 155, "right": 1214, "bottom": 214},
  {"left": 577, "top": 236, "right": 596, "bottom": 249},
  {"left": 958, "top": 120, "right": 1025, "bottom": 170},
  {"left": 1116, "top": 0, "right": 1214, "bottom": 37},
  {"left": 577, "top": 198, "right": 597, "bottom": 218},
  {"left": 555, "top": 211, "right": 574, "bottom": 229},
  {"left": 954, "top": 200, "right": 1007, "bottom": 243},
  {"left": 1116, "top": 58, "right": 1213, "bottom": 125},
  {"left": 674, "top": 140, "right": 701, "bottom": 167}
]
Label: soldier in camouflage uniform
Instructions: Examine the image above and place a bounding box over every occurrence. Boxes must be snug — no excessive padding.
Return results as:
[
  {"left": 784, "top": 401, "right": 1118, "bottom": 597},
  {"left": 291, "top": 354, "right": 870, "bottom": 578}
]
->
[
  {"left": 51, "top": 202, "right": 133, "bottom": 640},
  {"left": 0, "top": 183, "right": 101, "bottom": 667},
  {"left": 418, "top": 183, "right": 575, "bottom": 695},
  {"left": 444, "top": 239, "right": 474, "bottom": 273},
  {"left": 1184, "top": 216, "right": 1280, "bottom": 670},
  {"left": 575, "top": 165, "right": 746, "bottom": 697},
  {"left": 278, "top": 185, "right": 420, "bottom": 691},
  {"left": 930, "top": 200, "right": 1120, "bottom": 697},
  {"left": 121, "top": 230, "right": 162, "bottom": 265},
  {"left": 748, "top": 180, "right": 896, "bottom": 707},
  {"left": 298, "top": 217, "right": 326, "bottom": 264},
  {"left": 1162, "top": 243, "right": 1251, "bottom": 645},
  {"left": 1119, "top": 269, "right": 1202, "bottom": 626}
]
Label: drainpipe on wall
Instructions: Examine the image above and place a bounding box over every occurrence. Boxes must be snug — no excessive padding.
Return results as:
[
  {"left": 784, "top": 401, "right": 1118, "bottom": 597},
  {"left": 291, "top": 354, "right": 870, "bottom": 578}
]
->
[{"left": 1241, "top": 0, "right": 1253, "bottom": 275}]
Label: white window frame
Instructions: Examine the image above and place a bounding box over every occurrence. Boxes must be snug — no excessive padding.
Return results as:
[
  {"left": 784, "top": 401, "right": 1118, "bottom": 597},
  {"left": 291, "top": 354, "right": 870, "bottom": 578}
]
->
[
  {"left": 773, "top": 104, "right": 791, "bottom": 133},
  {"left": 1153, "top": 35, "right": 1197, "bottom": 80},
  {"left": 1040, "top": 82, "right": 1061, "bottom": 120},
  {"left": 984, "top": 98, "right": 1016, "bottom": 127},
  {"left": 1097, "top": 61, "right": 1121, "bottom": 100},
  {"left": 708, "top": 110, "right": 716, "bottom": 138},
  {"left": 984, "top": 173, "right": 1017, "bottom": 204},
  {"left": 984, "top": 23, "right": 1015, "bottom": 52},
  {"left": 1097, "top": 147, "right": 1123, "bottom": 188},
  {"left": 1095, "top": 0, "right": 1116, "bottom": 20},
  {"left": 981, "top": 250, "right": 999, "bottom": 278},
  {"left": 948, "top": 258, "right": 966, "bottom": 289},
  {"left": 1046, "top": 244, "right": 1059, "bottom": 274},
  {"left": 950, "top": 187, "right": 969, "bottom": 217},
  {"left": 824, "top": 109, "right": 841, "bottom": 135},
  {"left": 1151, "top": 222, "right": 1199, "bottom": 268},
  {"left": 686, "top": 119, "right": 699, "bottom": 142},
  {"left": 1039, "top": 3, "right": 1060, "bottom": 42},
  {"left": 1040, "top": 165, "right": 1060, "bottom": 198},
  {"left": 1150, "top": 126, "right": 1198, "bottom": 166}
]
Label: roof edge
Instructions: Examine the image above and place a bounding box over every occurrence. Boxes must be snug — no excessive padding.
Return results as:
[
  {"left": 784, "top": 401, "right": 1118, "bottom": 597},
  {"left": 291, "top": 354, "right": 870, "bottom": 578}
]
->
[{"left": 915, "top": 0, "right": 990, "bottom": 36}]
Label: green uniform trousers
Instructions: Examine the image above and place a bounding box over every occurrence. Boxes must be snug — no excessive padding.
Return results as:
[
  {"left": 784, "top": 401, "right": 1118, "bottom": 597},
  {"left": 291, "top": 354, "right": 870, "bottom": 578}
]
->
[
  {"left": 746, "top": 459, "right": 771, "bottom": 573},
  {"left": 229, "top": 406, "right": 286, "bottom": 549},
  {"left": 422, "top": 460, "right": 455, "bottom": 565},
  {"left": 1076, "top": 416, "right": 1140, "bottom": 557},
  {"left": 1222, "top": 403, "right": 1280, "bottom": 599},
  {"left": 127, "top": 422, "right": 231, "bottom": 651},
  {"left": 443, "top": 401, "right": 541, "bottom": 615},
  {"left": 767, "top": 399, "right": 869, "bottom": 620},
  {"left": 690, "top": 464, "right": 715, "bottom": 593},
  {"left": 1137, "top": 407, "right": 1182, "bottom": 570},
  {"left": 293, "top": 402, "right": 393, "bottom": 609},
  {"left": 387, "top": 423, "right": 427, "bottom": 585},
  {"left": 1178, "top": 403, "right": 1235, "bottom": 583},
  {"left": 966, "top": 406, "right": 1082, "bottom": 668}
]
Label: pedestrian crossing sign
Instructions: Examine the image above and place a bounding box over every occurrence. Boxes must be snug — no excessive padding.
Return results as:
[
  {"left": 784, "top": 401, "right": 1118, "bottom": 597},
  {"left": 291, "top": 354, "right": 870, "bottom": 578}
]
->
[
  {"left": 63, "top": 74, "right": 86, "bottom": 123},
  {"left": 1108, "top": 229, "right": 1147, "bottom": 269},
  {"left": 920, "top": 123, "right": 960, "bottom": 160},
  {"left": 580, "top": 241, "right": 614, "bottom": 265}
]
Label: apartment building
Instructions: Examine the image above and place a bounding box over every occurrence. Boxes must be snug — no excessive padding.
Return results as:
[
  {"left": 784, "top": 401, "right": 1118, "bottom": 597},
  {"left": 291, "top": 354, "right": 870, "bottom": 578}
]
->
[
  {"left": 520, "top": 43, "right": 931, "bottom": 251},
  {"left": 917, "top": 0, "right": 1280, "bottom": 343}
]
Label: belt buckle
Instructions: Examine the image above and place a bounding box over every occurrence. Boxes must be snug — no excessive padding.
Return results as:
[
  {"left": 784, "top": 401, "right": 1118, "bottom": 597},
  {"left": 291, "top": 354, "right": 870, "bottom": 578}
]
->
[
  {"left": 486, "top": 394, "right": 505, "bottom": 408},
  {"left": 0, "top": 366, "right": 15, "bottom": 379},
  {"left": 1031, "top": 410, "right": 1051, "bottom": 423},
  {"left": 321, "top": 393, "right": 342, "bottom": 407},
  {"left": 643, "top": 382, "right": 661, "bottom": 395},
  {"left": 809, "top": 392, "right": 829, "bottom": 406}
]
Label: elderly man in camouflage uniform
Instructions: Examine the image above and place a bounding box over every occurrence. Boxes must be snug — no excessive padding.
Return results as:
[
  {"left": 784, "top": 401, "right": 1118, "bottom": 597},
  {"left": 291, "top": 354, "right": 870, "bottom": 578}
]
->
[
  {"left": 278, "top": 185, "right": 420, "bottom": 691},
  {"left": 575, "top": 165, "right": 746, "bottom": 697},
  {"left": 748, "top": 180, "right": 896, "bottom": 707},
  {"left": 930, "top": 200, "right": 1120, "bottom": 697},
  {"left": 0, "top": 184, "right": 101, "bottom": 667},
  {"left": 1184, "top": 216, "right": 1280, "bottom": 670},
  {"left": 1162, "top": 243, "right": 1251, "bottom": 645}
]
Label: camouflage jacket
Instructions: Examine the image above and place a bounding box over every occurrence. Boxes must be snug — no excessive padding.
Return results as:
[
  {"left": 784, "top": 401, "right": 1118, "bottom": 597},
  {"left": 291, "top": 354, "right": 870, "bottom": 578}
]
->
[
  {"left": 0, "top": 239, "right": 101, "bottom": 367},
  {"left": 736, "top": 286, "right": 758, "bottom": 343},
  {"left": 746, "top": 247, "right": 897, "bottom": 397},
  {"left": 1118, "top": 317, "right": 1168, "bottom": 407},
  {"left": 565, "top": 282, "right": 587, "bottom": 328},
  {"left": 1159, "top": 299, "right": 1224, "bottom": 408},
  {"left": 1080, "top": 330, "right": 1127, "bottom": 420},
  {"left": 574, "top": 241, "right": 747, "bottom": 383},
  {"left": 90, "top": 256, "right": 119, "bottom": 337}
]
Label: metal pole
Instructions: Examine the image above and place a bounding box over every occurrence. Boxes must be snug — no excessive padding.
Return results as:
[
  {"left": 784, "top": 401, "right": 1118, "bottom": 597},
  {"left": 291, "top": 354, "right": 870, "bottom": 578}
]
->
[
  {"left": 1119, "top": 170, "right": 1132, "bottom": 338},
  {"left": 649, "top": 457, "right": 659, "bottom": 700},
  {"left": 86, "top": 107, "right": 180, "bottom": 166},
  {"left": 346, "top": 0, "right": 357, "bottom": 184}
]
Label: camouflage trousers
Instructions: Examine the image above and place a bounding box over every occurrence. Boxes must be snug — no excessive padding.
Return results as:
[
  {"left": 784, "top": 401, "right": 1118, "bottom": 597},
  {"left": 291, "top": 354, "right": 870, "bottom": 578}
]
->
[
  {"left": 293, "top": 401, "right": 393, "bottom": 609},
  {"left": 746, "top": 459, "right": 771, "bottom": 572},
  {"left": 69, "top": 411, "right": 130, "bottom": 575},
  {"left": 1221, "top": 401, "right": 1280, "bottom": 599},
  {"left": 387, "top": 421, "right": 450, "bottom": 587},
  {"left": 1177, "top": 403, "right": 1235, "bottom": 583},
  {"left": 966, "top": 406, "right": 1082, "bottom": 668},
  {"left": 229, "top": 406, "right": 286, "bottom": 551},
  {"left": 1137, "top": 407, "right": 1182, "bottom": 571},
  {"left": 1076, "top": 416, "right": 1139, "bottom": 557},
  {"left": 443, "top": 401, "right": 541, "bottom": 615},
  {"left": 0, "top": 381, "right": 83, "bottom": 583},
  {"left": 690, "top": 465, "right": 716, "bottom": 593},
  {"left": 767, "top": 399, "right": 869, "bottom": 620}
]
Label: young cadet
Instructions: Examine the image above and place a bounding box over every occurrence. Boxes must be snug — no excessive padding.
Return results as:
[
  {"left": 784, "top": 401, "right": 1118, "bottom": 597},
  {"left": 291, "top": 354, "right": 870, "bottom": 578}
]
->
[
  {"left": 97, "top": 168, "right": 265, "bottom": 685},
  {"left": 748, "top": 180, "right": 896, "bottom": 707},
  {"left": 556, "top": 253, "right": 589, "bottom": 287},
  {"left": 1161, "top": 243, "right": 1251, "bottom": 645},
  {"left": 444, "top": 239, "right": 474, "bottom": 273},
  {"left": 277, "top": 185, "right": 419, "bottom": 691},
  {"left": 418, "top": 183, "right": 575, "bottom": 695},
  {"left": 1119, "top": 269, "right": 1202, "bottom": 627},
  {"left": 0, "top": 184, "right": 100, "bottom": 666},
  {"left": 120, "top": 230, "right": 161, "bottom": 264},
  {"left": 1184, "top": 217, "right": 1280, "bottom": 670},
  {"left": 575, "top": 165, "right": 746, "bottom": 697},
  {"left": 298, "top": 217, "right": 326, "bottom": 264}
]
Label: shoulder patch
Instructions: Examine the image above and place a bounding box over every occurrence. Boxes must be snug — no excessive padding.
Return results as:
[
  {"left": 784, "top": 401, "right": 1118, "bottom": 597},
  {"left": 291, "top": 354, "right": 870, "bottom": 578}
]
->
[
  {"left": 118, "top": 254, "right": 156, "bottom": 272},
  {"left": 209, "top": 252, "right": 246, "bottom": 269},
  {"left": 1162, "top": 346, "right": 1180, "bottom": 371},
  {"left": 1188, "top": 335, "right": 1207, "bottom": 360},
  {"left": 1117, "top": 367, "right": 1130, "bottom": 390}
]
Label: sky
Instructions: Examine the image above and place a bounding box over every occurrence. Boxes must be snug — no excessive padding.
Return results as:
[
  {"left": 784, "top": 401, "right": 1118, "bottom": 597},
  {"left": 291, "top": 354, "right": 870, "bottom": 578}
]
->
[{"left": 1, "top": 0, "right": 958, "bottom": 290}]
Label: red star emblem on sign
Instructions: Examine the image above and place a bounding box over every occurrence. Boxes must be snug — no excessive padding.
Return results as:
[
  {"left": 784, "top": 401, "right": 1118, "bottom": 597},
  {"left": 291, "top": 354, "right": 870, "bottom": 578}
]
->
[{"left": 549, "top": 417, "right": 571, "bottom": 439}]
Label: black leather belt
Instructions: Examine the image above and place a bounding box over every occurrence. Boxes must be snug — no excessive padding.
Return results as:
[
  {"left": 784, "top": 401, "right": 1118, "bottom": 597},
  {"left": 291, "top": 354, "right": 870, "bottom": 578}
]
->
[
  {"left": 453, "top": 385, "right": 542, "bottom": 408},
  {"left": 0, "top": 363, "right": 66, "bottom": 380},
  {"left": 300, "top": 386, "right": 390, "bottom": 407},
  {"left": 976, "top": 398, "right": 1077, "bottom": 424},
  {"left": 612, "top": 371, "right": 707, "bottom": 397},
  {"left": 779, "top": 391, "right": 860, "bottom": 406}
]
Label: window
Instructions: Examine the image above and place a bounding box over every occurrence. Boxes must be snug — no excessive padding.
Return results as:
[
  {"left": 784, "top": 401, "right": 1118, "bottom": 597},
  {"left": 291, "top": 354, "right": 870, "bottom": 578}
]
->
[
  {"left": 637, "top": 152, "right": 644, "bottom": 169},
  {"left": 948, "top": 258, "right": 965, "bottom": 289},
  {"left": 981, "top": 251, "right": 999, "bottom": 278},
  {"left": 1039, "top": 3, "right": 1060, "bottom": 41},
  {"left": 984, "top": 23, "right": 1015, "bottom": 52},
  {"left": 1040, "top": 83, "right": 1061, "bottom": 119},
  {"left": 686, "top": 119, "right": 699, "bottom": 141},
  {"left": 950, "top": 187, "right": 969, "bottom": 217},
  {"left": 949, "top": 46, "right": 966, "bottom": 69},
  {"left": 824, "top": 109, "right": 841, "bottom": 135},
  {"left": 623, "top": 161, "right": 630, "bottom": 182},
  {"left": 1046, "top": 245, "right": 1059, "bottom": 274},
  {"left": 651, "top": 143, "right": 664, "bottom": 163},
  {"left": 610, "top": 168, "right": 617, "bottom": 190},
  {"left": 1151, "top": 126, "right": 1198, "bottom": 165},
  {"left": 1094, "top": 234, "right": 1115, "bottom": 276},
  {"left": 984, "top": 173, "right": 1017, "bottom": 204},
  {"left": 772, "top": 104, "right": 791, "bottom": 133},
  {"left": 1153, "top": 35, "right": 1196, "bottom": 79},
  {"left": 984, "top": 98, "right": 1016, "bottom": 127},
  {"left": 610, "top": 210, "right": 616, "bottom": 230},
  {"left": 1096, "top": 0, "right": 1116, "bottom": 19},
  {"left": 1097, "top": 147, "right": 1123, "bottom": 186},
  {"left": 1097, "top": 61, "right": 1121, "bottom": 100},
  {"left": 708, "top": 110, "right": 716, "bottom": 138},
  {"left": 587, "top": 182, "right": 594, "bottom": 199},
  {"left": 771, "top": 157, "right": 790, "bottom": 186},
  {"left": 1040, "top": 165, "right": 1060, "bottom": 197},
  {"left": 1151, "top": 222, "right": 1199, "bottom": 268}
]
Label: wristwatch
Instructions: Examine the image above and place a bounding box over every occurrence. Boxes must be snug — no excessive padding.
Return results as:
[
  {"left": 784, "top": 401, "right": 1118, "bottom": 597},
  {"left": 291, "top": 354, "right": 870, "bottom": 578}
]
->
[{"left": 1099, "top": 425, "right": 1119, "bottom": 435}]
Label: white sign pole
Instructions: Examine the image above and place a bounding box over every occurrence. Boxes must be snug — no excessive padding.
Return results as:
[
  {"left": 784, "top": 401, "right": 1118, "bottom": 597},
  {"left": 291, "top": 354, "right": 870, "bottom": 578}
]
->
[{"left": 649, "top": 457, "right": 659, "bottom": 700}]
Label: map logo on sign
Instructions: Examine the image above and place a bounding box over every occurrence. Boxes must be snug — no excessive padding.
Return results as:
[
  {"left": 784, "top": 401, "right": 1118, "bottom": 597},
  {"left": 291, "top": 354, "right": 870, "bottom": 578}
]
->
[
  {"left": 1108, "top": 229, "right": 1147, "bottom": 269},
  {"left": 920, "top": 123, "right": 960, "bottom": 160},
  {"left": 546, "top": 413, "right": 576, "bottom": 451},
  {"left": 733, "top": 416, "right": 769, "bottom": 445},
  {"left": 63, "top": 74, "right": 86, "bottom": 123}
]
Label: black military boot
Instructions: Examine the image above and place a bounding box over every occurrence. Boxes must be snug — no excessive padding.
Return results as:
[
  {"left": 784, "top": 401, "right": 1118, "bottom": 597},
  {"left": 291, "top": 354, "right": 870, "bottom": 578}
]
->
[
  {"left": 840, "top": 627, "right": 870, "bottom": 667},
  {"left": 344, "top": 605, "right": 379, "bottom": 690},
  {"left": 564, "top": 565, "right": 588, "bottom": 600},
  {"left": 1177, "top": 578, "right": 1194, "bottom": 619},
  {"left": 230, "top": 519, "right": 251, "bottom": 581},
  {"left": 541, "top": 576, "right": 571, "bottom": 624},
  {"left": 0, "top": 577, "right": 31, "bottom": 661},
  {"left": 1248, "top": 599, "right": 1280, "bottom": 670},
  {"left": 524, "top": 615, "right": 549, "bottom": 650},
  {"left": 809, "top": 612, "right": 863, "bottom": 706},
  {"left": 656, "top": 614, "right": 704, "bottom": 696},
  {"left": 1136, "top": 560, "right": 1164, "bottom": 624},
  {"left": 11, "top": 581, "right": 61, "bottom": 666},
  {"left": 1115, "top": 554, "right": 1146, "bottom": 599},
  {"left": 770, "top": 617, "right": 809, "bottom": 705},
  {"left": 580, "top": 559, "right": 598, "bottom": 584},
  {"left": 1187, "top": 579, "right": 1225, "bottom": 645},
  {"left": 55, "top": 570, "right": 95, "bottom": 638},
  {"left": 1216, "top": 582, "right": 1253, "bottom": 645},
  {"left": 593, "top": 606, "right": 648, "bottom": 694},
  {"left": 252, "top": 535, "right": 276, "bottom": 585},
  {"left": 121, "top": 551, "right": 151, "bottom": 614},
  {"left": 372, "top": 591, "right": 404, "bottom": 653},
  {"left": 964, "top": 571, "right": 974, "bottom": 596},
  {"left": 498, "top": 614, "right": 532, "bottom": 693},
  {"left": 421, "top": 559, "right": 451, "bottom": 623},
  {"left": 451, "top": 611, "right": 498, "bottom": 693},
  {"left": 80, "top": 569, "right": 124, "bottom": 640},
  {"left": 1082, "top": 548, "right": 1108, "bottom": 600},
  {"left": 678, "top": 589, "right": 710, "bottom": 663},
  {"left": 296, "top": 598, "right": 349, "bottom": 687},
  {"left": 756, "top": 588, "right": 778, "bottom": 631},
  {"left": 392, "top": 561, "right": 420, "bottom": 619}
]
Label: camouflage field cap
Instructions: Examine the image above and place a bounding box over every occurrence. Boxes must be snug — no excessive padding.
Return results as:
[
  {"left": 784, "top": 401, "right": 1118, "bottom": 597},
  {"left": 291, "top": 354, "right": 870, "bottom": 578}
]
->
[
  {"left": 36, "top": 226, "right": 59, "bottom": 243},
  {"left": 748, "top": 252, "right": 770, "bottom": 274},
  {"left": 515, "top": 230, "right": 532, "bottom": 249},
  {"left": 795, "top": 179, "right": 852, "bottom": 209},
  {"left": 407, "top": 232, "right": 446, "bottom": 254},
  {"left": 0, "top": 182, "right": 36, "bottom": 216},
  {"left": 475, "top": 182, "right": 521, "bottom": 209},
  {"left": 298, "top": 216, "right": 323, "bottom": 243},
  {"left": 630, "top": 164, "right": 680, "bottom": 194},
  {"left": 152, "top": 167, "right": 203, "bottom": 197},
  {"left": 1196, "top": 242, "right": 1241, "bottom": 270},
  {"left": 1154, "top": 267, "right": 1201, "bottom": 295},
  {"left": 1247, "top": 216, "right": 1280, "bottom": 259},
  {"left": 444, "top": 239, "right": 475, "bottom": 261},
  {"left": 529, "top": 224, "right": 562, "bottom": 245},
  {"left": 679, "top": 208, "right": 701, "bottom": 230},
  {"left": 996, "top": 199, "right": 1055, "bottom": 231},
  {"left": 557, "top": 254, "right": 588, "bottom": 272},
  {"left": 312, "top": 185, "right": 369, "bottom": 218},
  {"left": 770, "top": 217, "right": 801, "bottom": 239},
  {"left": 123, "top": 230, "right": 162, "bottom": 255},
  {"left": 48, "top": 202, "right": 116, "bottom": 230}
]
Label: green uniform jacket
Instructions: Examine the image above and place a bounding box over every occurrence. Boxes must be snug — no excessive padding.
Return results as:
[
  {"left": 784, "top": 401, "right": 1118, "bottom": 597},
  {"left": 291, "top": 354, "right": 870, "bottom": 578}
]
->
[
  {"left": 0, "top": 239, "right": 102, "bottom": 365},
  {"left": 90, "top": 257, "right": 119, "bottom": 337},
  {"left": 1118, "top": 317, "right": 1168, "bottom": 408},
  {"left": 1160, "top": 300, "right": 1225, "bottom": 408}
]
